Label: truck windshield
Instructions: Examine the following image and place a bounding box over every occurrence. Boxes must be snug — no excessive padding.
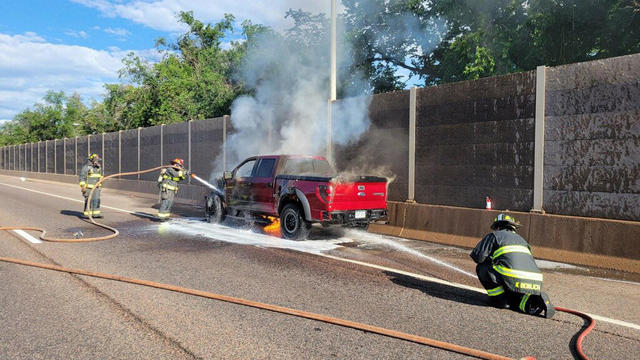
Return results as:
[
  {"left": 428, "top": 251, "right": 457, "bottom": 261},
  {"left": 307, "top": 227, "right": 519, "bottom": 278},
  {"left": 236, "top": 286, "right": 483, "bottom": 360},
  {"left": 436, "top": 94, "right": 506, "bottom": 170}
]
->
[{"left": 280, "top": 158, "right": 337, "bottom": 177}]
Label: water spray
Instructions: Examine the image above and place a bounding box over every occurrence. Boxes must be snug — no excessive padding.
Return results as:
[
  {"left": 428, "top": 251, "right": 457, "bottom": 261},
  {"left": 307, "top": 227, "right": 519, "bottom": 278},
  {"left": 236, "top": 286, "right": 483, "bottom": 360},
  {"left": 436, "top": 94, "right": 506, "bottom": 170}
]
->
[{"left": 190, "top": 173, "right": 224, "bottom": 197}]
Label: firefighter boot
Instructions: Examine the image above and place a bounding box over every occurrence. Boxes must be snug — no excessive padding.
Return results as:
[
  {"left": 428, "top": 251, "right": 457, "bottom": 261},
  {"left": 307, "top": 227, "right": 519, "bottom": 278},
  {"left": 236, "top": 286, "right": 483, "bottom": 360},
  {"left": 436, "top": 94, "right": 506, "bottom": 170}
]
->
[{"left": 489, "top": 294, "right": 510, "bottom": 309}]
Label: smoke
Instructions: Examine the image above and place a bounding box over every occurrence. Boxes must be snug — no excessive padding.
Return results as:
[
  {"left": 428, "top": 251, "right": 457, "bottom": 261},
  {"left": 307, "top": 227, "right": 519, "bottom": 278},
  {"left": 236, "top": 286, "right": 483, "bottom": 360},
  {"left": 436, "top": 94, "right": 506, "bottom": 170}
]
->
[
  {"left": 211, "top": 2, "right": 447, "bottom": 186},
  {"left": 213, "top": 7, "right": 371, "bottom": 178}
]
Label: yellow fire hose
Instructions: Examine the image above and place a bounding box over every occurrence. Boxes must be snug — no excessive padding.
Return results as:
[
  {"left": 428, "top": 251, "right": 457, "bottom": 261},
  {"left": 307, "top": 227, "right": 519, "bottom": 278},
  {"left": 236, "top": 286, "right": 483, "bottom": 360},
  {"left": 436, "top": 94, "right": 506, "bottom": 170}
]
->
[{"left": 1, "top": 167, "right": 591, "bottom": 360}]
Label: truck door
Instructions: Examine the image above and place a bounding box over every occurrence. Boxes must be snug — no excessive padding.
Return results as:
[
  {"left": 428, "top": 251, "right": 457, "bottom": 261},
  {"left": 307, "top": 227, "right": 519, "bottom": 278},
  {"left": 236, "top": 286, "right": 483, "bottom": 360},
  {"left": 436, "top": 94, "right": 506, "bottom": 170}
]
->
[
  {"left": 251, "top": 157, "right": 277, "bottom": 214},
  {"left": 228, "top": 158, "right": 257, "bottom": 210}
]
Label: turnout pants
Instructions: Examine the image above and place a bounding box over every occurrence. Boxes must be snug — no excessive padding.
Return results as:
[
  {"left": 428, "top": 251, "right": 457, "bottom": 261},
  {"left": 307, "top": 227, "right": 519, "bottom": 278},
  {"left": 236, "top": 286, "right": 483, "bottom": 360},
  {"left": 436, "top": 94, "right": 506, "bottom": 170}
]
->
[
  {"left": 476, "top": 262, "right": 554, "bottom": 318},
  {"left": 83, "top": 188, "right": 101, "bottom": 217},
  {"left": 158, "top": 189, "right": 175, "bottom": 219}
]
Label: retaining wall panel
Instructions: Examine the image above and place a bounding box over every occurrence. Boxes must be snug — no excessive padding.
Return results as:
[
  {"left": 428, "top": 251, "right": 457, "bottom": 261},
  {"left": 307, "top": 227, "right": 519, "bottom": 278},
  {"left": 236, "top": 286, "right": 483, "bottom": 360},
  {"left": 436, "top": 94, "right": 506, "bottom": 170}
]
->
[
  {"left": 139, "top": 126, "right": 161, "bottom": 181},
  {"left": 76, "top": 137, "right": 88, "bottom": 175},
  {"left": 191, "top": 118, "right": 224, "bottom": 181},
  {"left": 103, "top": 132, "right": 119, "bottom": 176},
  {"left": 65, "top": 140, "right": 75, "bottom": 175},
  {"left": 162, "top": 122, "right": 189, "bottom": 170},
  {"left": 120, "top": 129, "right": 138, "bottom": 180}
]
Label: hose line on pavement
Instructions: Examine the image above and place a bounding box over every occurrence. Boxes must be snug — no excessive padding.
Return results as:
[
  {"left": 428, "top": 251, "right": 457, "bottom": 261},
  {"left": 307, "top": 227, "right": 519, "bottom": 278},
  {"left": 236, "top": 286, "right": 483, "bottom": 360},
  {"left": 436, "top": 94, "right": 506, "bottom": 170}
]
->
[
  {"left": 0, "top": 256, "right": 515, "bottom": 360},
  {"left": 0, "top": 169, "right": 594, "bottom": 359},
  {"left": 0, "top": 166, "right": 170, "bottom": 242}
]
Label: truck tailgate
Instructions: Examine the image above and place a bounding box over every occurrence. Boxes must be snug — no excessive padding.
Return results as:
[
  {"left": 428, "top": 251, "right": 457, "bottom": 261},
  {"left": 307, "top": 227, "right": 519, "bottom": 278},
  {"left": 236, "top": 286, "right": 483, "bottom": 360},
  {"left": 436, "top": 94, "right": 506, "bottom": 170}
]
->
[{"left": 331, "top": 179, "right": 387, "bottom": 211}]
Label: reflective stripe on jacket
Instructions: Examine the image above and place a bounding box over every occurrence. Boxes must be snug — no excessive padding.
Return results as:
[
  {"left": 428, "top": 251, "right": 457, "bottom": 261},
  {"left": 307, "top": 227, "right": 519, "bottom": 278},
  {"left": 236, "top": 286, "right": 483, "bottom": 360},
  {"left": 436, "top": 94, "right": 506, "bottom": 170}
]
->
[
  {"left": 470, "top": 229, "right": 543, "bottom": 295},
  {"left": 79, "top": 162, "right": 103, "bottom": 188},
  {"left": 158, "top": 167, "right": 186, "bottom": 192}
]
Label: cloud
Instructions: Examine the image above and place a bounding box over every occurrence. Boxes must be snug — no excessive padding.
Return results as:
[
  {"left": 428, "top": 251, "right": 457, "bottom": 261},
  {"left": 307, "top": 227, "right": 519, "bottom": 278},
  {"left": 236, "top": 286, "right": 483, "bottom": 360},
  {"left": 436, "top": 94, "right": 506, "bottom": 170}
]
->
[
  {"left": 72, "top": 0, "right": 337, "bottom": 32},
  {"left": 0, "top": 32, "right": 158, "bottom": 122},
  {"left": 103, "top": 27, "right": 130, "bottom": 38},
  {"left": 65, "top": 30, "right": 89, "bottom": 39}
]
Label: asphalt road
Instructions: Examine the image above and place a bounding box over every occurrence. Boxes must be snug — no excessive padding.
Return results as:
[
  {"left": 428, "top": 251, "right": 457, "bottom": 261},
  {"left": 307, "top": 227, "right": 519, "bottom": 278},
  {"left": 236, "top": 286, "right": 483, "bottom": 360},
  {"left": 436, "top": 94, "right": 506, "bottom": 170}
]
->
[{"left": 0, "top": 174, "right": 639, "bottom": 359}]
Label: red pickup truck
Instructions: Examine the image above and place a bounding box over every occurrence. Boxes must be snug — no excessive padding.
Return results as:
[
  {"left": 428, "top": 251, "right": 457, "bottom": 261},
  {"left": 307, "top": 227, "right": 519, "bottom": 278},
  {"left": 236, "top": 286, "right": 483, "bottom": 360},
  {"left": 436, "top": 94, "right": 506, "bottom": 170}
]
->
[{"left": 204, "top": 155, "right": 387, "bottom": 239}]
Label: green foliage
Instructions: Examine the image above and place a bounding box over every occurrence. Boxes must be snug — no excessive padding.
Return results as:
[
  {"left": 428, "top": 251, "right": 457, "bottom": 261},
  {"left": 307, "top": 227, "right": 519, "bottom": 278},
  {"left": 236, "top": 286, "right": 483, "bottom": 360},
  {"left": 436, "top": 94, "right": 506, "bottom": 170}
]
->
[
  {"left": 2, "top": 3, "right": 639, "bottom": 145},
  {"left": 0, "top": 91, "right": 86, "bottom": 145}
]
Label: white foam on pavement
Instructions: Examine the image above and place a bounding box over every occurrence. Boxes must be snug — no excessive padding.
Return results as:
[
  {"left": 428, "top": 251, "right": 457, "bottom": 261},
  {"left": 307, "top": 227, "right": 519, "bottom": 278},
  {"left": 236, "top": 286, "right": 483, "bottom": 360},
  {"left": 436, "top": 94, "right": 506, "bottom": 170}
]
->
[{"left": 154, "top": 218, "right": 347, "bottom": 254}]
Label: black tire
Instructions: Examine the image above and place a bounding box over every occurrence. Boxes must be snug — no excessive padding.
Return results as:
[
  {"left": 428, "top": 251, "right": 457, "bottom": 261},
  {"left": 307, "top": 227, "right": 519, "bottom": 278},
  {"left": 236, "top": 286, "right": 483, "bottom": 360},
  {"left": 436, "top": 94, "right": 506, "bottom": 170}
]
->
[
  {"left": 205, "top": 195, "right": 225, "bottom": 223},
  {"left": 280, "top": 203, "right": 311, "bottom": 240}
]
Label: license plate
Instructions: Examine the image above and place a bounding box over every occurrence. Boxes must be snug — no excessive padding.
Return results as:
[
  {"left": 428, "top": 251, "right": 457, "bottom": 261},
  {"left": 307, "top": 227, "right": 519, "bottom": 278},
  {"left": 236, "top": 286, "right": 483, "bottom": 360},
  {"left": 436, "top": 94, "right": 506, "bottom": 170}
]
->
[{"left": 355, "top": 210, "right": 366, "bottom": 219}]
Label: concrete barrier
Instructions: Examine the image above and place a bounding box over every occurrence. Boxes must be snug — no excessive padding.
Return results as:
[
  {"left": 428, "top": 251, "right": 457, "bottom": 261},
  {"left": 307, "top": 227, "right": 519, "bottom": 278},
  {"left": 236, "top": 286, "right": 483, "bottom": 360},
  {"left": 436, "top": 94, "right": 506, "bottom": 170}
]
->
[{"left": 370, "top": 201, "right": 640, "bottom": 274}]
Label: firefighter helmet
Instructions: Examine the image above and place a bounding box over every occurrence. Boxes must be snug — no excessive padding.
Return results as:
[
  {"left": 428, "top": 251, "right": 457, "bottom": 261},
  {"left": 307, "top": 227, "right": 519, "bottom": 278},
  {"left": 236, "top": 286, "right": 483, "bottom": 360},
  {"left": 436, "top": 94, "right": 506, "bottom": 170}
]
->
[
  {"left": 171, "top": 158, "right": 184, "bottom": 167},
  {"left": 490, "top": 213, "right": 521, "bottom": 231},
  {"left": 88, "top": 153, "right": 100, "bottom": 162}
]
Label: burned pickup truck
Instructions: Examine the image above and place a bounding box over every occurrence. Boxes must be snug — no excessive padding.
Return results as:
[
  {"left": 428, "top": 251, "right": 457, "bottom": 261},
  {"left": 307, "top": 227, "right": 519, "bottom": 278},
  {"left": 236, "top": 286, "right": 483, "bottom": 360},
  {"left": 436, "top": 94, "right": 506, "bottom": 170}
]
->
[{"left": 204, "top": 155, "right": 387, "bottom": 239}]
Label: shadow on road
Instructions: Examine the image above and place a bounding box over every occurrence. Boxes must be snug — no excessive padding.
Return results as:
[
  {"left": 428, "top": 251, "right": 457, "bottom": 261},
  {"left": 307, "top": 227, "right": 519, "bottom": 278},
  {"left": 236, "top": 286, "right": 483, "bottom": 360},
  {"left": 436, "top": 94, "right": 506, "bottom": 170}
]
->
[
  {"left": 384, "top": 271, "right": 489, "bottom": 308},
  {"left": 60, "top": 210, "right": 85, "bottom": 219}
]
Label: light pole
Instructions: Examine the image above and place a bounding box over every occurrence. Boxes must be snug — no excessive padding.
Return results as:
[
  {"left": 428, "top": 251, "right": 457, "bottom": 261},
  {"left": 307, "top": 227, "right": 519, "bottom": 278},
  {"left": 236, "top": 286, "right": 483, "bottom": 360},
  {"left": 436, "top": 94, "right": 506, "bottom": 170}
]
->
[{"left": 327, "top": 0, "right": 337, "bottom": 162}]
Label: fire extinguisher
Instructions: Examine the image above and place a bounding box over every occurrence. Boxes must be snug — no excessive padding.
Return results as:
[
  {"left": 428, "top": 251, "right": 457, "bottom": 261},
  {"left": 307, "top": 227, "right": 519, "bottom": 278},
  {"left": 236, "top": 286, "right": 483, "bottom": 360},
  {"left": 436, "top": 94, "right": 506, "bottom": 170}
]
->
[{"left": 485, "top": 196, "right": 492, "bottom": 210}]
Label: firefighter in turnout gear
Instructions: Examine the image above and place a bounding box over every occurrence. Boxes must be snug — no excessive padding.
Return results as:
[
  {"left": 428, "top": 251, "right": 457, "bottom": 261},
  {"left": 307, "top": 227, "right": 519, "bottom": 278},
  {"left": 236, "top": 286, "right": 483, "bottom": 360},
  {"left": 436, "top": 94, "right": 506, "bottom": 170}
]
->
[
  {"left": 79, "top": 153, "right": 103, "bottom": 218},
  {"left": 157, "top": 158, "right": 189, "bottom": 220},
  {"left": 470, "top": 213, "right": 555, "bottom": 318}
]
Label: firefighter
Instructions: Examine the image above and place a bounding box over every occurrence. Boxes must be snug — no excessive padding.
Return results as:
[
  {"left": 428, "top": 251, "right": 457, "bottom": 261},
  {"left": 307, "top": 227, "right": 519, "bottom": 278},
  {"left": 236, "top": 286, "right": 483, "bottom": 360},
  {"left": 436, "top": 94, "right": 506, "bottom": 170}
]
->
[
  {"left": 470, "top": 213, "right": 555, "bottom": 318},
  {"left": 79, "top": 153, "right": 103, "bottom": 218},
  {"left": 157, "top": 158, "right": 189, "bottom": 220}
]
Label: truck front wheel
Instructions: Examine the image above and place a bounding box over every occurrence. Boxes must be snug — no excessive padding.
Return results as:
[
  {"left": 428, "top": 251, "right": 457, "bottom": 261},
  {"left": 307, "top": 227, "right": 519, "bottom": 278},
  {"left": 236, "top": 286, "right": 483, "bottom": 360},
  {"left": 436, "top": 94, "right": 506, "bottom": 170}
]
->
[
  {"left": 280, "top": 203, "right": 311, "bottom": 240},
  {"left": 205, "top": 195, "right": 225, "bottom": 224}
]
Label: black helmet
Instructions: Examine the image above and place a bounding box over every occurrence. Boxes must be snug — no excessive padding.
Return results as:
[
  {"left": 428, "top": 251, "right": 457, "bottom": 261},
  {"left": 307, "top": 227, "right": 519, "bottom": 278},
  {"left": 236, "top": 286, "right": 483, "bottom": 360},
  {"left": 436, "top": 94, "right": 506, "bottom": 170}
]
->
[{"left": 491, "top": 213, "right": 520, "bottom": 231}]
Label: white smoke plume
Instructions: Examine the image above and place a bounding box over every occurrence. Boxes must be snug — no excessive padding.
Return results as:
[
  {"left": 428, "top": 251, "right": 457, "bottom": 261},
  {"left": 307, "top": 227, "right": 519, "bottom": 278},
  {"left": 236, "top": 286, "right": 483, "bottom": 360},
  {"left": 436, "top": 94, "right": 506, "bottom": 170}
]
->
[
  {"left": 211, "top": 2, "right": 447, "bottom": 183},
  {"left": 211, "top": 6, "right": 370, "bottom": 178}
]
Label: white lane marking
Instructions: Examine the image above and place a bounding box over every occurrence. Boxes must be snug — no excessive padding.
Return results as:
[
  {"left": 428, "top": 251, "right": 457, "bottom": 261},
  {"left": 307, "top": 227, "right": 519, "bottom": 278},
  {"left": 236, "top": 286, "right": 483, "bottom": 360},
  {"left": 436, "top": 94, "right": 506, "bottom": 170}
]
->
[
  {"left": 0, "top": 181, "right": 158, "bottom": 219},
  {"left": 2, "top": 179, "right": 639, "bottom": 332},
  {"left": 12, "top": 229, "right": 42, "bottom": 244}
]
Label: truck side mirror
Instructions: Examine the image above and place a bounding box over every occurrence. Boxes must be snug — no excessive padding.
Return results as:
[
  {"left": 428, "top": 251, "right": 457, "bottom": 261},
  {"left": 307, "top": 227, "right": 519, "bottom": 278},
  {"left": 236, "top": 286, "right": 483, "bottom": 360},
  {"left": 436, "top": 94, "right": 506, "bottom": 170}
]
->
[{"left": 223, "top": 171, "right": 232, "bottom": 180}]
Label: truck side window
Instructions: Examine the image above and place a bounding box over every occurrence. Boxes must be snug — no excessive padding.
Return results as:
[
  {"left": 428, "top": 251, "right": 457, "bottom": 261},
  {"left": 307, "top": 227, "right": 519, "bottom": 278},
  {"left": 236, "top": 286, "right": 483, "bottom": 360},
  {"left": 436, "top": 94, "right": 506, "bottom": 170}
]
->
[
  {"left": 235, "top": 160, "right": 256, "bottom": 178},
  {"left": 255, "top": 158, "right": 276, "bottom": 177}
]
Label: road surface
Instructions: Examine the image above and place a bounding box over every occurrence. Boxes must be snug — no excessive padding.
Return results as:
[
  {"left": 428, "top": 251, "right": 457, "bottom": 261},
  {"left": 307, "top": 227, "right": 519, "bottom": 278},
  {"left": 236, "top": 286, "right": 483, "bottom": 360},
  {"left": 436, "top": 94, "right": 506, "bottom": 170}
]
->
[{"left": 0, "top": 174, "right": 638, "bottom": 359}]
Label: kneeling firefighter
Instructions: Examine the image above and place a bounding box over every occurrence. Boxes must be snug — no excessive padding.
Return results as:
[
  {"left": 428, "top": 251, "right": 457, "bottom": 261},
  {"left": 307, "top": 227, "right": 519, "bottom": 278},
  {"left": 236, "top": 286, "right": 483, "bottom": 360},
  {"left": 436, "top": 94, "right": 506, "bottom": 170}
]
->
[
  {"left": 470, "top": 213, "right": 555, "bottom": 318},
  {"left": 79, "top": 153, "right": 103, "bottom": 218},
  {"left": 157, "top": 158, "right": 189, "bottom": 220}
]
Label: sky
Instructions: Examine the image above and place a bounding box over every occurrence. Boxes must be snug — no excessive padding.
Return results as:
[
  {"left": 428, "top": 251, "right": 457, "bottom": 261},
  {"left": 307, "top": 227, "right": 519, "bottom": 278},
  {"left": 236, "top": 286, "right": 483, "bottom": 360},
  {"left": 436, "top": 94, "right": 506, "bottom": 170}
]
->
[{"left": 0, "top": 0, "right": 336, "bottom": 123}]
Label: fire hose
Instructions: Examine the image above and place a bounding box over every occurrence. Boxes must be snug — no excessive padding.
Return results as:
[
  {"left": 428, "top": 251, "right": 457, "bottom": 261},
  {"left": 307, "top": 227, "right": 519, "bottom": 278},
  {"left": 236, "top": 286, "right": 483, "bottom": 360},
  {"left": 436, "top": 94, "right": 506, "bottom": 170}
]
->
[{"left": 0, "top": 167, "right": 595, "bottom": 359}]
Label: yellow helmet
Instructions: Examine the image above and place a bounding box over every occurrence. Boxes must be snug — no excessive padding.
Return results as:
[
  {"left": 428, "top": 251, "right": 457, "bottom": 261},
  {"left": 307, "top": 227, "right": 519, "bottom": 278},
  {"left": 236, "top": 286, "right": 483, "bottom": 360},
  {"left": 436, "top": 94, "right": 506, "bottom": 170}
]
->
[
  {"left": 491, "top": 213, "right": 520, "bottom": 230},
  {"left": 88, "top": 153, "right": 100, "bottom": 162}
]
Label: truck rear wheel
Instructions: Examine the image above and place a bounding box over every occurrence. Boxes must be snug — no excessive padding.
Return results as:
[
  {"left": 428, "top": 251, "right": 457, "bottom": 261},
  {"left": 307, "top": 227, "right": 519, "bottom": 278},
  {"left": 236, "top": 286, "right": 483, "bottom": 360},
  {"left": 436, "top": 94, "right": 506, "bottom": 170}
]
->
[
  {"left": 280, "top": 203, "right": 311, "bottom": 240},
  {"left": 205, "top": 195, "right": 225, "bottom": 224}
]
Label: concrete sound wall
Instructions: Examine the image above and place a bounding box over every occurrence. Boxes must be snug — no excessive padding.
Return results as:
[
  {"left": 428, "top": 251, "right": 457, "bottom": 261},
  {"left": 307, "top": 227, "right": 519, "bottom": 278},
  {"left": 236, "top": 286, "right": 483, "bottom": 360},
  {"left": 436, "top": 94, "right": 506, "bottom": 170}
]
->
[
  {"left": 415, "top": 71, "right": 536, "bottom": 211},
  {"left": 544, "top": 54, "right": 640, "bottom": 221}
]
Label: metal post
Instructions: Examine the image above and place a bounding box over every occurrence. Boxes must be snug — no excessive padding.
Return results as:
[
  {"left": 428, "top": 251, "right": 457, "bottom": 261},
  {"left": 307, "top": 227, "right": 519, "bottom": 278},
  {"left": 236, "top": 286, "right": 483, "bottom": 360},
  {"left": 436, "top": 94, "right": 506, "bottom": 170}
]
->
[
  {"left": 75, "top": 137, "right": 78, "bottom": 175},
  {"left": 118, "top": 130, "right": 122, "bottom": 174},
  {"left": 532, "top": 65, "right": 546, "bottom": 213},
  {"left": 87, "top": 134, "right": 91, "bottom": 156},
  {"left": 45, "top": 141, "right": 48, "bottom": 173},
  {"left": 160, "top": 124, "right": 164, "bottom": 166},
  {"left": 63, "top": 139, "right": 66, "bottom": 174},
  {"left": 188, "top": 120, "right": 192, "bottom": 183},
  {"left": 38, "top": 142, "right": 40, "bottom": 173},
  {"left": 102, "top": 132, "right": 105, "bottom": 174},
  {"left": 31, "top": 143, "right": 33, "bottom": 172},
  {"left": 330, "top": 0, "right": 337, "bottom": 102},
  {"left": 54, "top": 140, "right": 57, "bottom": 173},
  {"left": 223, "top": 115, "right": 229, "bottom": 172},
  {"left": 408, "top": 87, "right": 417, "bottom": 202},
  {"left": 137, "top": 127, "right": 141, "bottom": 180},
  {"left": 327, "top": 100, "right": 333, "bottom": 163}
]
